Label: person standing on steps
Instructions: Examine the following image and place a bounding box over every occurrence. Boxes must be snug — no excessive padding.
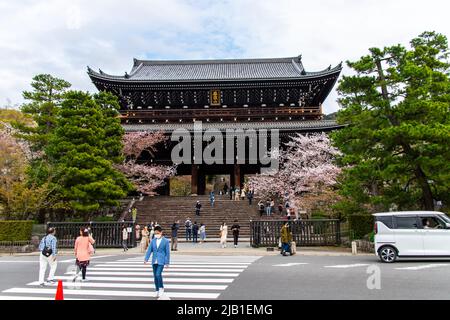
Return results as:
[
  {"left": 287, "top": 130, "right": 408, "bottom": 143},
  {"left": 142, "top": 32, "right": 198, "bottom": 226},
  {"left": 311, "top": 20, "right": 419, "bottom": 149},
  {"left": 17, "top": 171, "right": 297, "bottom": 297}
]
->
[
  {"left": 220, "top": 222, "right": 228, "bottom": 248},
  {"left": 234, "top": 187, "right": 240, "bottom": 201},
  {"left": 209, "top": 191, "right": 215, "bottom": 207},
  {"left": 199, "top": 223, "right": 206, "bottom": 244},
  {"left": 223, "top": 183, "right": 228, "bottom": 195},
  {"left": 74, "top": 228, "right": 95, "bottom": 282},
  {"left": 258, "top": 200, "right": 265, "bottom": 217},
  {"left": 195, "top": 201, "right": 202, "bottom": 216},
  {"left": 192, "top": 221, "right": 199, "bottom": 243},
  {"left": 230, "top": 186, "right": 234, "bottom": 200},
  {"left": 171, "top": 220, "right": 179, "bottom": 251},
  {"left": 122, "top": 226, "right": 129, "bottom": 252},
  {"left": 185, "top": 218, "right": 192, "bottom": 241},
  {"left": 231, "top": 219, "right": 241, "bottom": 248},
  {"left": 247, "top": 190, "right": 254, "bottom": 205},
  {"left": 38, "top": 227, "right": 58, "bottom": 287},
  {"left": 144, "top": 226, "right": 170, "bottom": 299}
]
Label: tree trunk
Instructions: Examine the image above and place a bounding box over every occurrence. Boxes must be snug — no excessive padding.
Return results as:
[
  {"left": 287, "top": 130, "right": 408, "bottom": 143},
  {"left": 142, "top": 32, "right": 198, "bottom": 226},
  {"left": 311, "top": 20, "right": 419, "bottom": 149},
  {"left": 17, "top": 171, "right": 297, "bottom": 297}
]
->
[{"left": 414, "top": 166, "right": 435, "bottom": 211}]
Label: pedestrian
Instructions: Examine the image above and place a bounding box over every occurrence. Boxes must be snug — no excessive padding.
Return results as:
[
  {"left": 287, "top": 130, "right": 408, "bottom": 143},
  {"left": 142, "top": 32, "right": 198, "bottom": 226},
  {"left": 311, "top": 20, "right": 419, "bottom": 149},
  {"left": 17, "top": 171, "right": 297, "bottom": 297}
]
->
[
  {"left": 171, "top": 220, "right": 179, "bottom": 251},
  {"left": 74, "top": 227, "right": 95, "bottom": 282},
  {"left": 287, "top": 208, "right": 292, "bottom": 220},
  {"left": 230, "top": 186, "right": 234, "bottom": 200},
  {"left": 280, "top": 222, "right": 293, "bottom": 256},
  {"left": 270, "top": 198, "right": 275, "bottom": 215},
  {"left": 135, "top": 224, "right": 141, "bottom": 242},
  {"left": 149, "top": 222, "right": 155, "bottom": 240},
  {"left": 199, "top": 224, "right": 206, "bottom": 244},
  {"left": 231, "top": 219, "right": 240, "bottom": 248},
  {"left": 122, "top": 226, "right": 129, "bottom": 252},
  {"left": 234, "top": 187, "right": 240, "bottom": 201},
  {"left": 144, "top": 225, "right": 170, "bottom": 299},
  {"left": 223, "top": 183, "right": 228, "bottom": 195},
  {"left": 140, "top": 226, "right": 150, "bottom": 253},
  {"left": 247, "top": 190, "right": 254, "bottom": 205},
  {"left": 192, "top": 221, "right": 199, "bottom": 243},
  {"left": 265, "top": 199, "right": 271, "bottom": 216},
  {"left": 185, "top": 218, "right": 192, "bottom": 241},
  {"left": 38, "top": 227, "right": 58, "bottom": 287},
  {"left": 220, "top": 222, "right": 228, "bottom": 248},
  {"left": 209, "top": 191, "right": 215, "bottom": 207},
  {"left": 131, "top": 206, "right": 138, "bottom": 222},
  {"left": 278, "top": 203, "right": 284, "bottom": 215},
  {"left": 258, "top": 200, "right": 265, "bottom": 216},
  {"left": 195, "top": 201, "right": 202, "bottom": 216},
  {"left": 241, "top": 188, "right": 246, "bottom": 201}
]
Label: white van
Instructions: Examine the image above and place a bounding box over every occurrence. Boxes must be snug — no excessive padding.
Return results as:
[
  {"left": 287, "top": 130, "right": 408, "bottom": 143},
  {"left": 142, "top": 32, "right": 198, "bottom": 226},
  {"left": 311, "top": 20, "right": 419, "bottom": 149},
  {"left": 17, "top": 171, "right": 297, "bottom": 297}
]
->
[{"left": 373, "top": 211, "right": 450, "bottom": 263}]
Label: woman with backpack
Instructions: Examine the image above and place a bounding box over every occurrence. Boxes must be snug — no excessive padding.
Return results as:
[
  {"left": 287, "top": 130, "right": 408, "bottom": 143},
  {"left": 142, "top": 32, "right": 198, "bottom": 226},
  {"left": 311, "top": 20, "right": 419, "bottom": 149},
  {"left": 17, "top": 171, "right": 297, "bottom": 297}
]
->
[{"left": 74, "top": 227, "right": 96, "bottom": 282}]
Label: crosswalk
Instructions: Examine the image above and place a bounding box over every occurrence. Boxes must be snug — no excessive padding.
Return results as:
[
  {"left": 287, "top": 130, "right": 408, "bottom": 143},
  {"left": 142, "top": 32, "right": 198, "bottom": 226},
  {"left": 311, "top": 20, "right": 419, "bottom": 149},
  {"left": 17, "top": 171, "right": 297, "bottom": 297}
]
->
[{"left": 0, "top": 255, "right": 261, "bottom": 300}]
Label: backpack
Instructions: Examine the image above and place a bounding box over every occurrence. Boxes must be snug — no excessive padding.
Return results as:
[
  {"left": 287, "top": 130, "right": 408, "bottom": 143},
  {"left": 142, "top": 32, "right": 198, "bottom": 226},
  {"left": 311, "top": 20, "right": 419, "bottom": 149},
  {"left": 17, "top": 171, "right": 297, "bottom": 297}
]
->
[{"left": 41, "top": 236, "right": 53, "bottom": 257}]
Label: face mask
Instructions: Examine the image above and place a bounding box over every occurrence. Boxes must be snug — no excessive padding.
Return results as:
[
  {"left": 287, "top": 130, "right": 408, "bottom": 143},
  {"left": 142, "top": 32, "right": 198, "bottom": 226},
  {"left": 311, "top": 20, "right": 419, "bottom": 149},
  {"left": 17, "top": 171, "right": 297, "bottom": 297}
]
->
[{"left": 155, "top": 234, "right": 162, "bottom": 239}]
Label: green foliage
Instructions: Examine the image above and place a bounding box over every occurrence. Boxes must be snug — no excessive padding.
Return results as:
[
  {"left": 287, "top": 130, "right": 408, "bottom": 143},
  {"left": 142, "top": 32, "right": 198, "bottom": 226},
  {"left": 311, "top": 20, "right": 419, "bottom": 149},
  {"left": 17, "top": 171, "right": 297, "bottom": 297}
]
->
[
  {"left": 18, "top": 74, "right": 71, "bottom": 152},
  {"left": 45, "top": 91, "right": 133, "bottom": 217},
  {"left": 170, "top": 177, "right": 191, "bottom": 196},
  {"left": 348, "top": 214, "right": 374, "bottom": 240},
  {"left": 332, "top": 31, "right": 450, "bottom": 212},
  {"left": 0, "top": 220, "right": 34, "bottom": 241}
]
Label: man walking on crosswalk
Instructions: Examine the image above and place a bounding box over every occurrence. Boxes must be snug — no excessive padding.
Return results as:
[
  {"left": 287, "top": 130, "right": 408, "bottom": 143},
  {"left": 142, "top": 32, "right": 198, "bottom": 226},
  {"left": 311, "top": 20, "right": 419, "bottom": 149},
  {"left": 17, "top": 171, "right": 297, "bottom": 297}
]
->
[{"left": 144, "top": 225, "right": 170, "bottom": 299}]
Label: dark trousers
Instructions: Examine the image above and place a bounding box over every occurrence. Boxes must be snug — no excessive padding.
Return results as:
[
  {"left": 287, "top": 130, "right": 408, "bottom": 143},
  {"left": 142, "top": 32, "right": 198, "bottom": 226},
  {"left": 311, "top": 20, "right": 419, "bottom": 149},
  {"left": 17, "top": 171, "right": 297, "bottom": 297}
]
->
[
  {"left": 152, "top": 264, "right": 164, "bottom": 291},
  {"left": 193, "top": 233, "right": 198, "bottom": 243},
  {"left": 122, "top": 240, "right": 128, "bottom": 251},
  {"left": 171, "top": 237, "right": 178, "bottom": 250},
  {"left": 195, "top": 209, "right": 200, "bottom": 216},
  {"left": 233, "top": 233, "right": 239, "bottom": 246},
  {"left": 186, "top": 228, "right": 192, "bottom": 241}
]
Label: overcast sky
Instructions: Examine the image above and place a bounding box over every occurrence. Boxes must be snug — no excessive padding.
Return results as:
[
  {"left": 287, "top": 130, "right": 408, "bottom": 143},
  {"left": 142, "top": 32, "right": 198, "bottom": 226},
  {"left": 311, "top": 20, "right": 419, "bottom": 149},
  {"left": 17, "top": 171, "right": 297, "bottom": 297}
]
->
[{"left": 0, "top": 0, "right": 449, "bottom": 113}]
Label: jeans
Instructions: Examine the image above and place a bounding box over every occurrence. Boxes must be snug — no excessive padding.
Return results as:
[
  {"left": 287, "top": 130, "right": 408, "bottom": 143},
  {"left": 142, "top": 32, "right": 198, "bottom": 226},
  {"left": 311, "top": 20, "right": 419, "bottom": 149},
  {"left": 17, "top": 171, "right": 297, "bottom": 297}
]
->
[
  {"left": 39, "top": 254, "right": 57, "bottom": 284},
  {"left": 186, "top": 228, "right": 192, "bottom": 241},
  {"left": 282, "top": 243, "right": 290, "bottom": 254},
  {"left": 152, "top": 264, "right": 165, "bottom": 291},
  {"left": 193, "top": 233, "right": 198, "bottom": 243},
  {"left": 122, "top": 240, "right": 128, "bottom": 251},
  {"left": 233, "top": 234, "right": 239, "bottom": 246}
]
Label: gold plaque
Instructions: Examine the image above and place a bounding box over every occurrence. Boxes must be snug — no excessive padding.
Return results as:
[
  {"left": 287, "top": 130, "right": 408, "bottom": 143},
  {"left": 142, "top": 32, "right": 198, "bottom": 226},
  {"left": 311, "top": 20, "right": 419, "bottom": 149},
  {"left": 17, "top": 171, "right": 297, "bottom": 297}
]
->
[{"left": 210, "top": 89, "right": 221, "bottom": 106}]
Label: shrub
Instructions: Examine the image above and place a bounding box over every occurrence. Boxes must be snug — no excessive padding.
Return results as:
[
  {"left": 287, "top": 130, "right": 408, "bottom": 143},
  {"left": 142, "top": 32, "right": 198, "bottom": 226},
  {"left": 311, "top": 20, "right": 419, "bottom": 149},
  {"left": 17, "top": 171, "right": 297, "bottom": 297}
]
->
[
  {"left": 0, "top": 220, "right": 34, "bottom": 241},
  {"left": 348, "top": 214, "right": 374, "bottom": 240}
]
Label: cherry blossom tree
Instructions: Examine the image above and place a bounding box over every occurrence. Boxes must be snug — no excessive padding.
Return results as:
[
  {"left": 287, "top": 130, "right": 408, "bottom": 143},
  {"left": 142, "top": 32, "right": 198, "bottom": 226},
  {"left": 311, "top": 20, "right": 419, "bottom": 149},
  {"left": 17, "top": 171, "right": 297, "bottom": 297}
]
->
[
  {"left": 248, "top": 132, "right": 341, "bottom": 217},
  {"left": 116, "top": 131, "right": 176, "bottom": 195}
]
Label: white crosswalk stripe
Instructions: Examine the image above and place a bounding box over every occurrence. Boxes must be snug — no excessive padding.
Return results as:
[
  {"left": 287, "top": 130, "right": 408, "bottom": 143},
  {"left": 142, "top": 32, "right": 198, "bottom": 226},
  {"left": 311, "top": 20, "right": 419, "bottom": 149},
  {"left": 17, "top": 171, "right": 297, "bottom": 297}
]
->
[
  {"left": 0, "top": 255, "right": 261, "bottom": 300},
  {"left": 324, "top": 263, "right": 369, "bottom": 269},
  {"left": 395, "top": 264, "right": 449, "bottom": 270}
]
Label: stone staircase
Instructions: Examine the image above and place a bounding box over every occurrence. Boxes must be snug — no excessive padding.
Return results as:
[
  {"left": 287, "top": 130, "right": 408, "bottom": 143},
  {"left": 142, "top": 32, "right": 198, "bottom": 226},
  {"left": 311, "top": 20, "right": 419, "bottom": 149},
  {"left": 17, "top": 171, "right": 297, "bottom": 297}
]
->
[{"left": 134, "top": 195, "right": 261, "bottom": 241}]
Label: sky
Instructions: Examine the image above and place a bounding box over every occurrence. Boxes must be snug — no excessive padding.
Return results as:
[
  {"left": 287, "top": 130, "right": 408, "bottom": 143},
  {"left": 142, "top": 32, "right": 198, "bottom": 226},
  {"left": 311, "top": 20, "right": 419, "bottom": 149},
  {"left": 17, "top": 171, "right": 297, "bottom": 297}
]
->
[{"left": 0, "top": 0, "right": 449, "bottom": 114}]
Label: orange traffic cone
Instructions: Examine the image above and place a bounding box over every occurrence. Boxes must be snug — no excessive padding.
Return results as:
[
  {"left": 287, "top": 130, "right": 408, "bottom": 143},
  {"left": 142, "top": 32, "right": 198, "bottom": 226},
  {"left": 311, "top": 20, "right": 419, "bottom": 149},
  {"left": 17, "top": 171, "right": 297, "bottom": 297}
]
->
[{"left": 55, "top": 280, "right": 64, "bottom": 300}]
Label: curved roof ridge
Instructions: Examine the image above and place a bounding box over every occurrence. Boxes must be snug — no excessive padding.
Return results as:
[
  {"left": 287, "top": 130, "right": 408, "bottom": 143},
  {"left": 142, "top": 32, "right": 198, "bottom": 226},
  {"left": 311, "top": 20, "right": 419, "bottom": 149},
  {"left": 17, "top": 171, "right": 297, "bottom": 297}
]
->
[{"left": 133, "top": 55, "right": 301, "bottom": 66}]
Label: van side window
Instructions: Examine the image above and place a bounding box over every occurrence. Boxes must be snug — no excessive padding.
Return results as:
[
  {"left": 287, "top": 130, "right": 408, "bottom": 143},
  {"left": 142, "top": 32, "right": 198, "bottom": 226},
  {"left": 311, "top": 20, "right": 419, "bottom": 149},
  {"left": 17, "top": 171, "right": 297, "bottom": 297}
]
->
[
  {"left": 420, "top": 216, "right": 446, "bottom": 229},
  {"left": 377, "top": 216, "right": 393, "bottom": 229},
  {"left": 394, "top": 216, "right": 418, "bottom": 229}
]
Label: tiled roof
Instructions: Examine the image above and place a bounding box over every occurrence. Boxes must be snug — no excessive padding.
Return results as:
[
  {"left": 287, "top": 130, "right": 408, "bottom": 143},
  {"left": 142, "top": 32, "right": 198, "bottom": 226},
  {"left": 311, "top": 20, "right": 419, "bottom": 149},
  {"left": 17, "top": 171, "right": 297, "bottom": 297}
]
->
[
  {"left": 88, "top": 56, "right": 342, "bottom": 82},
  {"left": 122, "top": 120, "right": 344, "bottom": 132}
]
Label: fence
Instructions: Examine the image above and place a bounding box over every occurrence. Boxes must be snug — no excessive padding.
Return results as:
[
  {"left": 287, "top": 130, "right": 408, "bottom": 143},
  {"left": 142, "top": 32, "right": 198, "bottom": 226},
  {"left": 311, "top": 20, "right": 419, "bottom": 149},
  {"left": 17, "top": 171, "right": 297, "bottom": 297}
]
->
[
  {"left": 250, "top": 219, "right": 341, "bottom": 247},
  {"left": 47, "top": 221, "right": 137, "bottom": 248}
]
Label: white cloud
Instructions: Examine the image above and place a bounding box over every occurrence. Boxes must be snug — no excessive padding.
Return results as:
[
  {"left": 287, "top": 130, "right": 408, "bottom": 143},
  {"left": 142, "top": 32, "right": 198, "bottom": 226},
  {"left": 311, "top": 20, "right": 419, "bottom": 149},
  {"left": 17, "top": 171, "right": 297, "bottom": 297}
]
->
[{"left": 0, "top": 0, "right": 449, "bottom": 113}]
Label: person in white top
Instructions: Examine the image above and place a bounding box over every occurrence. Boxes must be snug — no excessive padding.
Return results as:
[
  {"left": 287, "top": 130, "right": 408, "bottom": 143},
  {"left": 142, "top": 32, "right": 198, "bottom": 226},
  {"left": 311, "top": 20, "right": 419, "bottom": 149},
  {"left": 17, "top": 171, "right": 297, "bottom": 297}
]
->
[
  {"left": 122, "top": 226, "right": 128, "bottom": 252},
  {"left": 220, "top": 222, "right": 228, "bottom": 248}
]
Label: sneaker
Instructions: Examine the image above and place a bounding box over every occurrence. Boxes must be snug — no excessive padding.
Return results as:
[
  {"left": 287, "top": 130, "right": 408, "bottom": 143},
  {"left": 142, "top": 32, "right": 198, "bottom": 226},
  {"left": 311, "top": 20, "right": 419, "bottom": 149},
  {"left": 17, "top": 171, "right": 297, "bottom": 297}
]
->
[
  {"left": 39, "top": 283, "right": 46, "bottom": 288},
  {"left": 156, "top": 290, "right": 160, "bottom": 298},
  {"left": 81, "top": 279, "right": 89, "bottom": 282},
  {"left": 46, "top": 279, "right": 57, "bottom": 284}
]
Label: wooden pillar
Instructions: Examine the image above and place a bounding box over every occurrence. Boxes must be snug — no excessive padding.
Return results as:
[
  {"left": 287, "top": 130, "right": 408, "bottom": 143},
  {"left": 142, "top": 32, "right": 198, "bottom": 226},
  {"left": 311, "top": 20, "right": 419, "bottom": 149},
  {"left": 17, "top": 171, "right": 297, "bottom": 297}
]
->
[
  {"left": 198, "top": 170, "right": 206, "bottom": 195},
  {"left": 234, "top": 164, "right": 241, "bottom": 189},
  {"left": 191, "top": 165, "right": 198, "bottom": 195}
]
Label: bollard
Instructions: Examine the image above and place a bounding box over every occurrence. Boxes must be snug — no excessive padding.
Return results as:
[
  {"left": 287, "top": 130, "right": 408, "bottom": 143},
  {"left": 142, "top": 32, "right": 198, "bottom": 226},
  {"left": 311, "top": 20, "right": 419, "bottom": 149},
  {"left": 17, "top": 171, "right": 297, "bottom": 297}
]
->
[{"left": 351, "top": 241, "right": 358, "bottom": 255}]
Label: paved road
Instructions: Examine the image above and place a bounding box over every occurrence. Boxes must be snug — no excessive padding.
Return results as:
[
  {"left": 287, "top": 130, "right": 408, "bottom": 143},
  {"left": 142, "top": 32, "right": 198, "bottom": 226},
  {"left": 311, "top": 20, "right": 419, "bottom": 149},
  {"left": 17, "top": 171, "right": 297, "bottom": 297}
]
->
[{"left": 1, "top": 253, "right": 449, "bottom": 300}]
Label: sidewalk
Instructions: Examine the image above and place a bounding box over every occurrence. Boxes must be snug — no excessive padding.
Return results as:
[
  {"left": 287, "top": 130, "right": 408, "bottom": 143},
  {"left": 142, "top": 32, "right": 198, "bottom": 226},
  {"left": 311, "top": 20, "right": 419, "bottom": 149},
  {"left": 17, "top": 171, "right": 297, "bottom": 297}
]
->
[{"left": 2, "top": 242, "right": 366, "bottom": 257}]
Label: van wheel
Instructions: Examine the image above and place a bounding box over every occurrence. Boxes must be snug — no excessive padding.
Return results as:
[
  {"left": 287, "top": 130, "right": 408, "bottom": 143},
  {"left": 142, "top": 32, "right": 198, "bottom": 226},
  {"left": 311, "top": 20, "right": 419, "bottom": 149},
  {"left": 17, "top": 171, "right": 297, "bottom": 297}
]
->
[{"left": 378, "top": 246, "right": 397, "bottom": 263}]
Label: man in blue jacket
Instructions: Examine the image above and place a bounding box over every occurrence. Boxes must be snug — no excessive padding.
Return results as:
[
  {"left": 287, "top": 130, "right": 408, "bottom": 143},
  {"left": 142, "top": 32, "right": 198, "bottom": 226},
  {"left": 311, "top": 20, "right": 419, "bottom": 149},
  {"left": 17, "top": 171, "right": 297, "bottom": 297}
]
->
[{"left": 144, "top": 225, "right": 170, "bottom": 299}]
